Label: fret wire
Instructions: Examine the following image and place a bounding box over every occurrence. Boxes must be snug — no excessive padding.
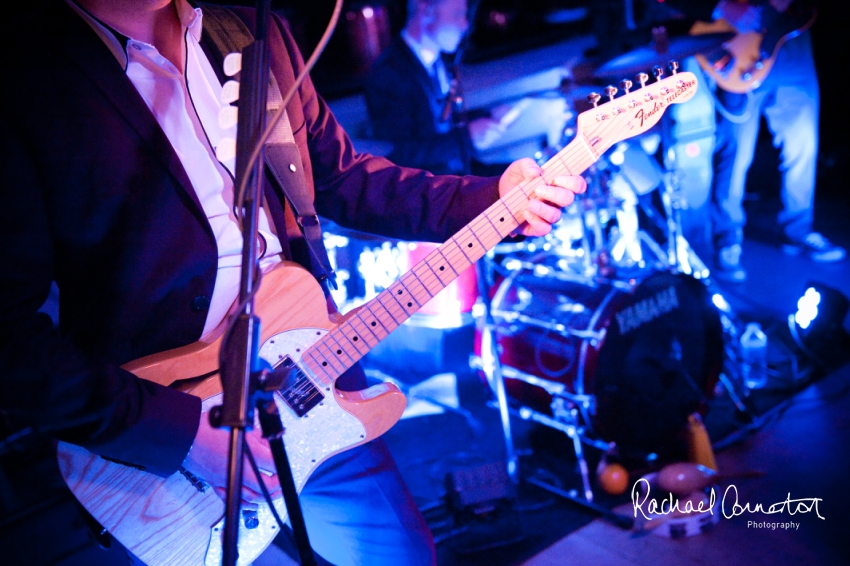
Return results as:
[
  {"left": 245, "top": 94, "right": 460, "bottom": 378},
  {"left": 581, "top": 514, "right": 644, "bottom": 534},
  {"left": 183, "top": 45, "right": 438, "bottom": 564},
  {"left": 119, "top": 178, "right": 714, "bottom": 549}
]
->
[
  {"left": 296, "top": 121, "right": 629, "bottom": 392},
  {"left": 387, "top": 279, "right": 421, "bottom": 313},
  {"left": 322, "top": 328, "right": 359, "bottom": 364},
  {"left": 423, "top": 252, "right": 455, "bottom": 286},
  {"left": 469, "top": 212, "right": 507, "bottom": 248},
  {"left": 361, "top": 302, "right": 395, "bottom": 336},
  {"left": 482, "top": 208, "right": 514, "bottom": 239},
  {"left": 411, "top": 260, "right": 444, "bottom": 297},
  {"left": 448, "top": 235, "right": 474, "bottom": 267},
  {"left": 302, "top": 353, "right": 333, "bottom": 386},
  {"left": 375, "top": 289, "right": 405, "bottom": 327},
  {"left": 346, "top": 316, "right": 379, "bottom": 349},
  {"left": 313, "top": 339, "right": 349, "bottom": 373},
  {"left": 493, "top": 199, "right": 521, "bottom": 229},
  {"left": 353, "top": 308, "right": 384, "bottom": 343},
  {"left": 310, "top": 341, "right": 347, "bottom": 377},
  {"left": 433, "top": 246, "right": 460, "bottom": 278},
  {"left": 463, "top": 221, "right": 488, "bottom": 251},
  {"left": 405, "top": 267, "right": 436, "bottom": 304},
  {"left": 335, "top": 322, "right": 371, "bottom": 356},
  {"left": 452, "top": 230, "right": 476, "bottom": 263},
  {"left": 397, "top": 271, "right": 429, "bottom": 308}
]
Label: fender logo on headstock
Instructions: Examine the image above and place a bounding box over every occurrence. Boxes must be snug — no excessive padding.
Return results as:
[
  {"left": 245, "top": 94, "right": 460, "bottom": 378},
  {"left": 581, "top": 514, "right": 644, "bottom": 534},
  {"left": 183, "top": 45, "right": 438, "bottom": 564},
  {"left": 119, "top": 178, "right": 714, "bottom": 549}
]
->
[
  {"left": 635, "top": 101, "right": 666, "bottom": 128},
  {"left": 634, "top": 79, "right": 696, "bottom": 128}
]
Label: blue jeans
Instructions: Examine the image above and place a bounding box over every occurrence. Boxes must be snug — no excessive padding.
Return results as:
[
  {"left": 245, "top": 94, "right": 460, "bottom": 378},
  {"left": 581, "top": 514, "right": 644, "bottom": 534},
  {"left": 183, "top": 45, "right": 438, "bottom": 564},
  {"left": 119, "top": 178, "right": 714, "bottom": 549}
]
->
[
  {"left": 711, "top": 32, "right": 819, "bottom": 248},
  {"left": 261, "top": 438, "right": 436, "bottom": 566}
]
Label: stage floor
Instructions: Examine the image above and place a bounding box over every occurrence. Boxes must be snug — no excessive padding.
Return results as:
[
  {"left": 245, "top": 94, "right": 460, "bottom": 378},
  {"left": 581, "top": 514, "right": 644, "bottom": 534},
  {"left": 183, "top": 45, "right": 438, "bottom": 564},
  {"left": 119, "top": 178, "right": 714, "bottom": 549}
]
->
[{"left": 524, "top": 363, "right": 850, "bottom": 566}]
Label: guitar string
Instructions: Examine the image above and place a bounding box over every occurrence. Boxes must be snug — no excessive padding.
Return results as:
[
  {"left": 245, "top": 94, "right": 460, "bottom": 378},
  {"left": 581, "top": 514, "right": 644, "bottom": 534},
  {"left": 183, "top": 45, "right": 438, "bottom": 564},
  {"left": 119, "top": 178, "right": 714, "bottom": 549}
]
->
[
  {"left": 303, "top": 126, "right": 607, "bottom": 386},
  {"left": 299, "top": 77, "right": 684, "bottom": 387}
]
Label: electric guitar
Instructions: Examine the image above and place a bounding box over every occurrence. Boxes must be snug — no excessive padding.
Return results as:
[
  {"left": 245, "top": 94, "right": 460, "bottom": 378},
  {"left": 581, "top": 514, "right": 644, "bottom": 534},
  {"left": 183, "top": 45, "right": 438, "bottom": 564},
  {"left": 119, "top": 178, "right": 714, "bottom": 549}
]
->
[
  {"left": 691, "top": 4, "right": 816, "bottom": 93},
  {"left": 56, "top": 68, "right": 699, "bottom": 566}
]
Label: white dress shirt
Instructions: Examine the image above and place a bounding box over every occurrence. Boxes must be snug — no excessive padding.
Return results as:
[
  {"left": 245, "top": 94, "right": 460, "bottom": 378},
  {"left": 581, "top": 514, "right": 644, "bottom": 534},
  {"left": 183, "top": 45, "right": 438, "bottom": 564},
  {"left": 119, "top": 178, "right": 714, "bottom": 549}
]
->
[{"left": 68, "top": 0, "right": 284, "bottom": 339}]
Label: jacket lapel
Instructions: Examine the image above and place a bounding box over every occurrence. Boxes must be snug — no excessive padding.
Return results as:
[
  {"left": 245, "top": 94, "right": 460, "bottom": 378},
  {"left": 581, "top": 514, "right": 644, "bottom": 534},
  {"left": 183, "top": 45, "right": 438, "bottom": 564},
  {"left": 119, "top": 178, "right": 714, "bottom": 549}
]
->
[{"left": 48, "top": 0, "right": 207, "bottom": 217}]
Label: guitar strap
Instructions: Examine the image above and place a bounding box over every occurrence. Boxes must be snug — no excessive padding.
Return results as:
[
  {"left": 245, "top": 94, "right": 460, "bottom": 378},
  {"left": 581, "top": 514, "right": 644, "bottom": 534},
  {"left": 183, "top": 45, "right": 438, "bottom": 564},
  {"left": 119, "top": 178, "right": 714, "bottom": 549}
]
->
[{"left": 200, "top": 4, "right": 337, "bottom": 292}]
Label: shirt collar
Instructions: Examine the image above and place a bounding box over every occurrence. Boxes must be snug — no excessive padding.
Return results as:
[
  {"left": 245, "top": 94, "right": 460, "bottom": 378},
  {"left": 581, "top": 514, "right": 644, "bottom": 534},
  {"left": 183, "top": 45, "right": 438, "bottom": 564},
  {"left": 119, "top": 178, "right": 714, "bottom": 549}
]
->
[
  {"left": 65, "top": 0, "right": 203, "bottom": 69},
  {"left": 401, "top": 28, "right": 440, "bottom": 71}
]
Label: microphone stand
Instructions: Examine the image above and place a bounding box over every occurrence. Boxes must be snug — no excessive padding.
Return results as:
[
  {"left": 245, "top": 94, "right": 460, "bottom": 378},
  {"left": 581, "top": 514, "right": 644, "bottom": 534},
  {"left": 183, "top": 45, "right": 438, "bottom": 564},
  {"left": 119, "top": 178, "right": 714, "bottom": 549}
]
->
[{"left": 210, "top": 1, "right": 315, "bottom": 564}]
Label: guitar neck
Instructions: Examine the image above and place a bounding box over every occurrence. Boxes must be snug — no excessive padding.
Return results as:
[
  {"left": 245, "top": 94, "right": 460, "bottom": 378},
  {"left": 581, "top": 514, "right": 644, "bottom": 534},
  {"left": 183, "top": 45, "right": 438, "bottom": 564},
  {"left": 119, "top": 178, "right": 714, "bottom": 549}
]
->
[{"left": 300, "top": 136, "right": 601, "bottom": 386}]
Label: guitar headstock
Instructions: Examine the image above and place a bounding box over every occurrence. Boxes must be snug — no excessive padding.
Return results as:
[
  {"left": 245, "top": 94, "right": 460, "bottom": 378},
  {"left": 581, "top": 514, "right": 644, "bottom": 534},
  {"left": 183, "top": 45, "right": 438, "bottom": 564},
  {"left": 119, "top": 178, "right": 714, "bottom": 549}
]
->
[{"left": 576, "top": 62, "right": 698, "bottom": 156}]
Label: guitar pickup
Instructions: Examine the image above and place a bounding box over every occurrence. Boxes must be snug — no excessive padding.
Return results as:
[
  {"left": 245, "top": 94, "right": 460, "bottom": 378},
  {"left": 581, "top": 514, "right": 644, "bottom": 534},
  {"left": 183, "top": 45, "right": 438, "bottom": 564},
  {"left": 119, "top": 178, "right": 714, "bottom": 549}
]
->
[{"left": 272, "top": 356, "right": 324, "bottom": 418}]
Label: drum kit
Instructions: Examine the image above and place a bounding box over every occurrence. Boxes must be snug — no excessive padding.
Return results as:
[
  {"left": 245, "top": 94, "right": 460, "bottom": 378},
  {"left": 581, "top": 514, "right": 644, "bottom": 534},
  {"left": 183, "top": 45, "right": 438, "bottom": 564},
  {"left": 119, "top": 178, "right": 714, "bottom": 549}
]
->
[
  {"left": 466, "top": 36, "right": 750, "bottom": 508},
  {"left": 464, "top": 123, "right": 731, "bottom": 503},
  {"left": 322, "top": 34, "right": 746, "bottom": 510}
]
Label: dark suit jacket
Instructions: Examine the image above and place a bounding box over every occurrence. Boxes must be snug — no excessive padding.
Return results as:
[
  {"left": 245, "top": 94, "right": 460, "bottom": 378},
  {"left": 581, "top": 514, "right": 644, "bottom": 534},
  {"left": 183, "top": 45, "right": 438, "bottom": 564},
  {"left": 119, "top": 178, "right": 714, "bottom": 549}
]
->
[
  {"left": 364, "top": 37, "right": 472, "bottom": 175},
  {"left": 0, "top": 1, "right": 499, "bottom": 477}
]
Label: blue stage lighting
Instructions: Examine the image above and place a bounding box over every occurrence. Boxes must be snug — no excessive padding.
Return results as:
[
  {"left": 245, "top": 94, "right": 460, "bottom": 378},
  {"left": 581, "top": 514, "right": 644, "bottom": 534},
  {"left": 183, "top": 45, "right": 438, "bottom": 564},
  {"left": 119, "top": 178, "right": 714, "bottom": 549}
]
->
[{"left": 788, "top": 281, "right": 850, "bottom": 368}]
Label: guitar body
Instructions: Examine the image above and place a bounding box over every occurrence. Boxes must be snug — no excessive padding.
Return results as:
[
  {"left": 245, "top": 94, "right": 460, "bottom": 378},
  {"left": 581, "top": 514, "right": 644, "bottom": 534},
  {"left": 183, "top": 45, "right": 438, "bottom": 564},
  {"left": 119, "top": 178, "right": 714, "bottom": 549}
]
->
[
  {"left": 56, "top": 72, "right": 700, "bottom": 566},
  {"left": 57, "top": 261, "right": 406, "bottom": 566},
  {"left": 691, "top": 8, "right": 816, "bottom": 93},
  {"left": 694, "top": 29, "right": 773, "bottom": 93}
]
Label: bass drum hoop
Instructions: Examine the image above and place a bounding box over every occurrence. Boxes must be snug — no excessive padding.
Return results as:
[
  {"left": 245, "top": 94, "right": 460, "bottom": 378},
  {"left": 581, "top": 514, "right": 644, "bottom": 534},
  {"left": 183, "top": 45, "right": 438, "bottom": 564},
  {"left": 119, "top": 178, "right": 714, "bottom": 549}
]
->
[{"left": 487, "top": 267, "right": 723, "bottom": 460}]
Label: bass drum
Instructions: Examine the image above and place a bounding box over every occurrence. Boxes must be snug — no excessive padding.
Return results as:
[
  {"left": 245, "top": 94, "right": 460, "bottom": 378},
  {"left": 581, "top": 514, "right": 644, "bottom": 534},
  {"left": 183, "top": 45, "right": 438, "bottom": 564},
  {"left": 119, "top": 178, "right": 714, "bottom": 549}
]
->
[{"left": 478, "top": 259, "right": 723, "bottom": 459}]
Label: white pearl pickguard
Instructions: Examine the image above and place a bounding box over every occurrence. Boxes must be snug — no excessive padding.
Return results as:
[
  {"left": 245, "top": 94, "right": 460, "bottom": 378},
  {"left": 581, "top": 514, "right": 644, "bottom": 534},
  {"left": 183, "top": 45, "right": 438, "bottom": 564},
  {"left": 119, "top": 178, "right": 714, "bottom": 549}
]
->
[{"left": 203, "top": 327, "right": 366, "bottom": 566}]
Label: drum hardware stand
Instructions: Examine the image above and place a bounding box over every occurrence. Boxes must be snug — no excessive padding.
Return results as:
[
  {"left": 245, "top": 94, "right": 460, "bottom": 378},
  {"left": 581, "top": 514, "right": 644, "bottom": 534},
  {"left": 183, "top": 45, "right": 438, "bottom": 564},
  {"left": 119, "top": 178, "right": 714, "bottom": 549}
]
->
[
  {"left": 514, "top": 403, "right": 632, "bottom": 529},
  {"left": 474, "top": 253, "right": 633, "bottom": 529},
  {"left": 658, "top": 148, "right": 750, "bottom": 412},
  {"left": 574, "top": 191, "right": 597, "bottom": 278},
  {"left": 476, "top": 252, "right": 520, "bottom": 484},
  {"left": 660, "top": 154, "right": 711, "bottom": 279}
]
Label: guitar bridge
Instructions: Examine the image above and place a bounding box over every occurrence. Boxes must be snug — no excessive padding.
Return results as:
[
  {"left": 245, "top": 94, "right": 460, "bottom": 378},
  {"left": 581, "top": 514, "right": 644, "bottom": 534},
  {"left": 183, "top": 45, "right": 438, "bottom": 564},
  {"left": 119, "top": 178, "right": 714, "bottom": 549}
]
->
[{"left": 273, "top": 356, "right": 324, "bottom": 418}]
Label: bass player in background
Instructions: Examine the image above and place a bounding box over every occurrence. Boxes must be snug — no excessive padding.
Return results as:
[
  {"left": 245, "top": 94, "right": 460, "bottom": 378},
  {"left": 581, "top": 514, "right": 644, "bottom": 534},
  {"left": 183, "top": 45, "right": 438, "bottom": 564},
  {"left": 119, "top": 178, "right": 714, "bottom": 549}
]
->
[{"left": 704, "top": 0, "right": 845, "bottom": 281}]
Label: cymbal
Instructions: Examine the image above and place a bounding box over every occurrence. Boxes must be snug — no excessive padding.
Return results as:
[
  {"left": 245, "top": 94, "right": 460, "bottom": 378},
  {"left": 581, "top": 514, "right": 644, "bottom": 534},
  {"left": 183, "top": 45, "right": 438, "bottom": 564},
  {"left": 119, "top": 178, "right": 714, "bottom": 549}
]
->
[{"left": 594, "top": 33, "right": 734, "bottom": 79}]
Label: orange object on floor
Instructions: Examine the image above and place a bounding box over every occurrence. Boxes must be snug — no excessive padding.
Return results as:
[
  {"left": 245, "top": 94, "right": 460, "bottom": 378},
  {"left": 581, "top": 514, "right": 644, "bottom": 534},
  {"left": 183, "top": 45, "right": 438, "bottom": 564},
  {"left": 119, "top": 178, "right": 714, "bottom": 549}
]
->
[{"left": 686, "top": 413, "right": 718, "bottom": 471}]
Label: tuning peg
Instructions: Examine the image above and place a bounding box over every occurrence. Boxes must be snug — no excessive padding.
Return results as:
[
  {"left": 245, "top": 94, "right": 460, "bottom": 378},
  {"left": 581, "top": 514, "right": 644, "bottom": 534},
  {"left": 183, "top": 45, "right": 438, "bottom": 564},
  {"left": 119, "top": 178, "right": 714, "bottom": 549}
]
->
[
  {"left": 652, "top": 66, "right": 664, "bottom": 81},
  {"left": 604, "top": 85, "right": 618, "bottom": 102},
  {"left": 587, "top": 92, "right": 601, "bottom": 108},
  {"left": 635, "top": 72, "right": 649, "bottom": 89},
  {"left": 668, "top": 60, "right": 679, "bottom": 75},
  {"left": 619, "top": 79, "right": 633, "bottom": 94}
]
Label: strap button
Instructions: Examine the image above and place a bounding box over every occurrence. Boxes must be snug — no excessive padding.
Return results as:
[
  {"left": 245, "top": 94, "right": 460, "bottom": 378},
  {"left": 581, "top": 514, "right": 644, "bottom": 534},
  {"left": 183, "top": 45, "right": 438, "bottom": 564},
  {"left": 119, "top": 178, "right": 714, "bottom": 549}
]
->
[{"left": 191, "top": 295, "right": 211, "bottom": 312}]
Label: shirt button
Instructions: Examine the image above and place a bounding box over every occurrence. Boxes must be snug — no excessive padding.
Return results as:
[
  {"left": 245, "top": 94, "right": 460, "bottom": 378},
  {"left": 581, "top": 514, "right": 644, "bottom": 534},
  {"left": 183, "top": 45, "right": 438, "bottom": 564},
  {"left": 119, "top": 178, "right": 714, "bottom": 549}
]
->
[{"left": 191, "top": 295, "right": 211, "bottom": 312}]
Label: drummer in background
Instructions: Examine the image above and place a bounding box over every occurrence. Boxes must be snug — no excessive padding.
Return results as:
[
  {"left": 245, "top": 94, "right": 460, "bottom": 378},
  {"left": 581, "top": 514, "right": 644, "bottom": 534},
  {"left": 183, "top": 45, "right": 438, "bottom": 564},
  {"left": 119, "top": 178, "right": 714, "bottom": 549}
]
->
[{"left": 364, "top": 0, "right": 513, "bottom": 175}]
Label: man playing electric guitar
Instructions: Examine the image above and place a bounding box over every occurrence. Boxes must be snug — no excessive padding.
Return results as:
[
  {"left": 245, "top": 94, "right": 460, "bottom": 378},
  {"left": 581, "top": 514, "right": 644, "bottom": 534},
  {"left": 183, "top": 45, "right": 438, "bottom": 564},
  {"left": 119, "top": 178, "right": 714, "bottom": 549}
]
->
[
  {"left": 0, "top": 1, "right": 585, "bottom": 565},
  {"left": 704, "top": 0, "right": 845, "bottom": 281}
]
